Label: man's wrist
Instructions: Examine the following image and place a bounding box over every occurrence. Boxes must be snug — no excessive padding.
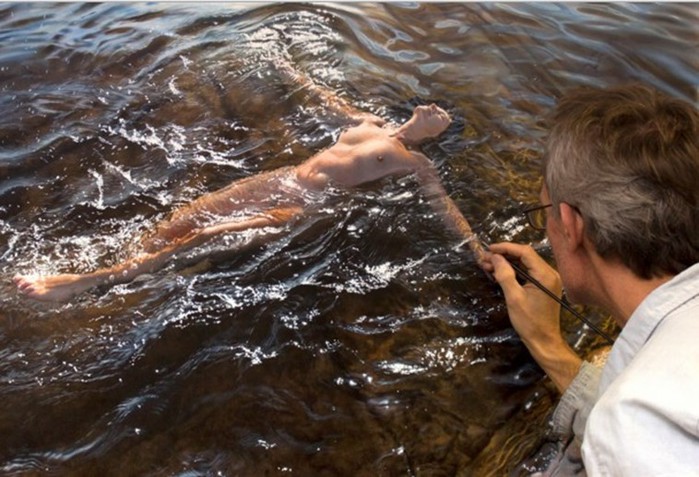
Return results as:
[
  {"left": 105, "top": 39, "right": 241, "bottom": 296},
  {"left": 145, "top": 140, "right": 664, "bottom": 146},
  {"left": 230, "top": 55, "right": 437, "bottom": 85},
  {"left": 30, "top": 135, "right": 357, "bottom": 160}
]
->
[{"left": 525, "top": 336, "right": 583, "bottom": 393}]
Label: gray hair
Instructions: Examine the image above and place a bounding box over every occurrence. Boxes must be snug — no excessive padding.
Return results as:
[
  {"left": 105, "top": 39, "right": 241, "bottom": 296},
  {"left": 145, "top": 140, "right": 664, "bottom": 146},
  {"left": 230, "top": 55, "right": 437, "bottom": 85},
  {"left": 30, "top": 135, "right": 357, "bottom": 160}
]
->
[{"left": 544, "top": 84, "right": 699, "bottom": 278}]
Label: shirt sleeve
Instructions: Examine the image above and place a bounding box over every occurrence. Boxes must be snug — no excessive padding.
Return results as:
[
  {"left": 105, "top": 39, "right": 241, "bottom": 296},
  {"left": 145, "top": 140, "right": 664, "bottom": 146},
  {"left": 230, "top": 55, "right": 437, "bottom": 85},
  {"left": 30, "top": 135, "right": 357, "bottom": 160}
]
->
[{"left": 550, "top": 360, "right": 602, "bottom": 439}]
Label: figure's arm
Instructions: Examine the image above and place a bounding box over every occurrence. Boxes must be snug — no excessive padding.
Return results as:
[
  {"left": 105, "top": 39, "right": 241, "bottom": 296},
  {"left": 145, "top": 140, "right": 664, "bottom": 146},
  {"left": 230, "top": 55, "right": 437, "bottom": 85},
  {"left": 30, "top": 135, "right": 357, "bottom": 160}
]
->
[
  {"left": 414, "top": 160, "right": 486, "bottom": 264},
  {"left": 276, "top": 58, "right": 383, "bottom": 125}
]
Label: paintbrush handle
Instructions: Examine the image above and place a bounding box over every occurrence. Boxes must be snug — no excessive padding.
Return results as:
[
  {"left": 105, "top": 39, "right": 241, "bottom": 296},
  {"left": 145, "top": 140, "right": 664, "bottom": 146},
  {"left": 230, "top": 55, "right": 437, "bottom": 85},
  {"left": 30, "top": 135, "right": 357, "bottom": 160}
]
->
[{"left": 505, "top": 259, "right": 615, "bottom": 345}]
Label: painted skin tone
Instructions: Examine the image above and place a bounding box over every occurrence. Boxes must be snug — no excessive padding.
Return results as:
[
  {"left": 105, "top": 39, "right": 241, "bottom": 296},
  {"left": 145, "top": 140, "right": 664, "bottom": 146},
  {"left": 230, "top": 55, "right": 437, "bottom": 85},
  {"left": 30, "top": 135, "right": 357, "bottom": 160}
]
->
[{"left": 15, "top": 65, "right": 484, "bottom": 302}]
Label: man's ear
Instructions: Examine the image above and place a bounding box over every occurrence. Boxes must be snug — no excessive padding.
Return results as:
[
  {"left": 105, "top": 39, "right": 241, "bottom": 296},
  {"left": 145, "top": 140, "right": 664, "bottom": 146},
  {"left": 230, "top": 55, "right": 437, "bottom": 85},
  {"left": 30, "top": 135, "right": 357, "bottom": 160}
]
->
[{"left": 558, "top": 202, "right": 585, "bottom": 251}]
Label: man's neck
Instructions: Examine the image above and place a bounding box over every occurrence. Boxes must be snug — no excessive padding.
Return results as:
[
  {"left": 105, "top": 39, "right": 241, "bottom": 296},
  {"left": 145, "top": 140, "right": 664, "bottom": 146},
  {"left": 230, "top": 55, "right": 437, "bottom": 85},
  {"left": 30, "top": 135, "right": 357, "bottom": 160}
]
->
[{"left": 587, "top": 253, "right": 674, "bottom": 327}]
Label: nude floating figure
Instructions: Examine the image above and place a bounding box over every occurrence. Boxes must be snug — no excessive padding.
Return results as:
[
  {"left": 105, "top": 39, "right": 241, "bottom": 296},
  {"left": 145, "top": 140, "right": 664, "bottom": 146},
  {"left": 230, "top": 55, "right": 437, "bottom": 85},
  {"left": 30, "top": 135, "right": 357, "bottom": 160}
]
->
[{"left": 14, "top": 60, "right": 485, "bottom": 302}]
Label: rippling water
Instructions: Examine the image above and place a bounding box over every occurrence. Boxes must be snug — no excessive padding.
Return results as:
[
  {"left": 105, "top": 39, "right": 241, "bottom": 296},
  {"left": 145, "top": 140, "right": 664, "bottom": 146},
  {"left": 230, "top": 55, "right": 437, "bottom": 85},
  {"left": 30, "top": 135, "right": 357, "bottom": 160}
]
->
[{"left": 0, "top": 3, "right": 697, "bottom": 475}]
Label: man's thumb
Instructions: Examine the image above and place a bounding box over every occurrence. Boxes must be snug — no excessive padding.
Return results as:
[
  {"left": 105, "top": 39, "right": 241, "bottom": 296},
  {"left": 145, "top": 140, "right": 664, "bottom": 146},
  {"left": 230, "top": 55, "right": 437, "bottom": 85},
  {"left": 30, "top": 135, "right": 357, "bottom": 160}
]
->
[{"left": 491, "top": 254, "right": 520, "bottom": 295}]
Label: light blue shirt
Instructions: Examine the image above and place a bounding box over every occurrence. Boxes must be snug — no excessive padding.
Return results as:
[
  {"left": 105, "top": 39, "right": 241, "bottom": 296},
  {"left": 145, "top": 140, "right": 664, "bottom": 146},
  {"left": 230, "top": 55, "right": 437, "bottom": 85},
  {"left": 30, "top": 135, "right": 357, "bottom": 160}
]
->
[
  {"left": 581, "top": 262, "right": 699, "bottom": 475},
  {"left": 546, "top": 262, "right": 699, "bottom": 475}
]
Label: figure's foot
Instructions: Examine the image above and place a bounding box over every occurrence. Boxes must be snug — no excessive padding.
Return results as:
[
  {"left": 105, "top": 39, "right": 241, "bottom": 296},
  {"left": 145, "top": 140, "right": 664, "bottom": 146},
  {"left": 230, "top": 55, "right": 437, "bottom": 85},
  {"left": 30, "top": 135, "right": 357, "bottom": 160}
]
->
[
  {"left": 13, "top": 273, "right": 92, "bottom": 302},
  {"left": 273, "top": 57, "right": 300, "bottom": 82}
]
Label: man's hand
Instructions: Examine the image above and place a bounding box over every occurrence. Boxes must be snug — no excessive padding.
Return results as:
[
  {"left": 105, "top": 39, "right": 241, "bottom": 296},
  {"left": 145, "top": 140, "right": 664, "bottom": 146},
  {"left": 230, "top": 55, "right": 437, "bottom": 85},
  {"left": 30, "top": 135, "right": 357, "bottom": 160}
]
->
[
  {"left": 484, "top": 242, "right": 582, "bottom": 392},
  {"left": 487, "top": 242, "right": 563, "bottom": 347}
]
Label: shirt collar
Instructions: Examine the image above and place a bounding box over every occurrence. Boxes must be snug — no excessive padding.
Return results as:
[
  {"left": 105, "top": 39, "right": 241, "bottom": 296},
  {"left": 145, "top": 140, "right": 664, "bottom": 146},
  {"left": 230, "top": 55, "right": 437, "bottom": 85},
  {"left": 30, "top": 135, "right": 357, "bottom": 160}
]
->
[{"left": 600, "top": 262, "right": 699, "bottom": 390}]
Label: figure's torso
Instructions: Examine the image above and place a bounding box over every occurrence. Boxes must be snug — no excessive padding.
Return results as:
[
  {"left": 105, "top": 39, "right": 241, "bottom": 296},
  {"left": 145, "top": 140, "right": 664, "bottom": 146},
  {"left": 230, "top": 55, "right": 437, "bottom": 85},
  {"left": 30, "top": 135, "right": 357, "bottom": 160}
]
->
[{"left": 295, "top": 120, "right": 426, "bottom": 189}]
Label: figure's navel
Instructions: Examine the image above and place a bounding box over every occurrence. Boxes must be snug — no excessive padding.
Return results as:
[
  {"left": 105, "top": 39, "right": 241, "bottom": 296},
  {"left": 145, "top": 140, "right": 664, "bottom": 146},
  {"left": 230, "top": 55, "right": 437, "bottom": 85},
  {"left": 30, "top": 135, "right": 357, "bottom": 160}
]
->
[{"left": 377, "top": 155, "right": 384, "bottom": 162}]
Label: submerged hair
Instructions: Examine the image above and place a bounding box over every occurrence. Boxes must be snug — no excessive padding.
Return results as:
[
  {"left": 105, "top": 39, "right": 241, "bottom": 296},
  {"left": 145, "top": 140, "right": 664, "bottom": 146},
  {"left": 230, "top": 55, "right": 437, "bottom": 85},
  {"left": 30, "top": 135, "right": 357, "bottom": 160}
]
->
[{"left": 544, "top": 83, "right": 699, "bottom": 278}]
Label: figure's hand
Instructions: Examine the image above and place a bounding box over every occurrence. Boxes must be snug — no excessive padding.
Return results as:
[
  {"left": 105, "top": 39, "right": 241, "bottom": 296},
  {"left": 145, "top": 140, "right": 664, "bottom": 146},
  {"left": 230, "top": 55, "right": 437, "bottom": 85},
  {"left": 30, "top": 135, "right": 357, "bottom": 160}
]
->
[
  {"left": 485, "top": 242, "right": 564, "bottom": 352},
  {"left": 394, "top": 104, "right": 451, "bottom": 144}
]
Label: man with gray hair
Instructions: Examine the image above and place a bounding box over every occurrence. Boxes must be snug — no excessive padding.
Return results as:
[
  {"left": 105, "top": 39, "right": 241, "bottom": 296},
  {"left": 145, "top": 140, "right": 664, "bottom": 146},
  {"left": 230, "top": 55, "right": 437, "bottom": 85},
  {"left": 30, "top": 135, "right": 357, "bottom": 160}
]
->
[{"left": 483, "top": 84, "right": 699, "bottom": 474}]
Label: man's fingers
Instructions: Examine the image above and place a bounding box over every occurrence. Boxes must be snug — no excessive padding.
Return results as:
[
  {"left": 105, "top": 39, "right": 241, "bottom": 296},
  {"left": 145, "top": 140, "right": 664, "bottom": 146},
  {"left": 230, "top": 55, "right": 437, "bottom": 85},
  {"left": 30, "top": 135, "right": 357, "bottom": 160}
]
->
[
  {"left": 491, "top": 254, "right": 522, "bottom": 297},
  {"left": 488, "top": 242, "right": 535, "bottom": 262},
  {"left": 489, "top": 242, "right": 549, "bottom": 273},
  {"left": 489, "top": 241, "right": 562, "bottom": 295}
]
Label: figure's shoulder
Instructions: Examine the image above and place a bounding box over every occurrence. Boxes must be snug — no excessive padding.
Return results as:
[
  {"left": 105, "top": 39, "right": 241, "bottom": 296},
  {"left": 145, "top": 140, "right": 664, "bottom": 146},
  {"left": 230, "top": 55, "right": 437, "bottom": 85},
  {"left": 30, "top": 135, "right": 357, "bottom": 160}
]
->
[
  {"left": 350, "top": 112, "right": 386, "bottom": 127},
  {"left": 404, "top": 148, "right": 432, "bottom": 167},
  {"left": 338, "top": 117, "right": 389, "bottom": 144}
]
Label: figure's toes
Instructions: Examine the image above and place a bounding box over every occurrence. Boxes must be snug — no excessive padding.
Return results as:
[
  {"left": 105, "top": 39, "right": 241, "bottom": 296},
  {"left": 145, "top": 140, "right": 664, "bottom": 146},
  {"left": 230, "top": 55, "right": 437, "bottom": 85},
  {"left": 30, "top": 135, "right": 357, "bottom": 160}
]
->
[
  {"left": 14, "top": 276, "right": 36, "bottom": 294},
  {"left": 19, "top": 283, "right": 35, "bottom": 295}
]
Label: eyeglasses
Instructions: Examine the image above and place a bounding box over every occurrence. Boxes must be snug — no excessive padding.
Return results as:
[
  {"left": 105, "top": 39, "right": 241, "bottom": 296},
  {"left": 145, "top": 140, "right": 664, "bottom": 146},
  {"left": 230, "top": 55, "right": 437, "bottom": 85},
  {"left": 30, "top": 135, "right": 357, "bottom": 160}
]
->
[{"left": 523, "top": 203, "right": 552, "bottom": 230}]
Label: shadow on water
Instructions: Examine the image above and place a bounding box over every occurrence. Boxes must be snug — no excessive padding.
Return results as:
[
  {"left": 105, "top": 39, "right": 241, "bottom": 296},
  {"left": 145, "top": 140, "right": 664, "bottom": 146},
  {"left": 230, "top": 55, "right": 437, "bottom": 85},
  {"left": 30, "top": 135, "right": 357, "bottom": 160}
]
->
[{"left": 0, "top": 2, "right": 696, "bottom": 475}]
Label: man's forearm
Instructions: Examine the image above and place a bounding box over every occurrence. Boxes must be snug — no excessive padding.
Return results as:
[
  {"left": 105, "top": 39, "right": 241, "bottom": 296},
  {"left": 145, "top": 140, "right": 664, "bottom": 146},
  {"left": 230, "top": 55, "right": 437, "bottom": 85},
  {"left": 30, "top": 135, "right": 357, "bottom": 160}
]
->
[{"left": 525, "top": 337, "right": 583, "bottom": 393}]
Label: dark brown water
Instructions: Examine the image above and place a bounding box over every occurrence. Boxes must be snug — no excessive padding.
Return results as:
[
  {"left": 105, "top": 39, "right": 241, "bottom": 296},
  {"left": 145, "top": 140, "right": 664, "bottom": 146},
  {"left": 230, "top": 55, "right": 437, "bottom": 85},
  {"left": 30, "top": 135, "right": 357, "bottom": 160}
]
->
[{"left": 0, "top": 3, "right": 696, "bottom": 476}]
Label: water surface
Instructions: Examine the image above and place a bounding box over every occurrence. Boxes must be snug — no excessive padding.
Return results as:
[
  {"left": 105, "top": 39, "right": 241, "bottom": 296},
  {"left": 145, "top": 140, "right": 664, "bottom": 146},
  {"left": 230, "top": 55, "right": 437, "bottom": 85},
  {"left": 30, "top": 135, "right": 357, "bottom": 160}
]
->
[{"left": 0, "top": 3, "right": 697, "bottom": 475}]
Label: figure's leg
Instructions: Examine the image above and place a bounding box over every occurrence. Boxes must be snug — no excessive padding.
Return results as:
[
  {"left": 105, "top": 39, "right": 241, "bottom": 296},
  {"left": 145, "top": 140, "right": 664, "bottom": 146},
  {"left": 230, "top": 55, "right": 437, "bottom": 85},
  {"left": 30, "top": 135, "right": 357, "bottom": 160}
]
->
[
  {"left": 13, "top": 247, "right": 177, "bottom": 303},
  {"left": 14, "top": 206, "right": 303, "bottom": 302},
  {"left": 140, "top": 167, "right": 295, "bottom": 253}
]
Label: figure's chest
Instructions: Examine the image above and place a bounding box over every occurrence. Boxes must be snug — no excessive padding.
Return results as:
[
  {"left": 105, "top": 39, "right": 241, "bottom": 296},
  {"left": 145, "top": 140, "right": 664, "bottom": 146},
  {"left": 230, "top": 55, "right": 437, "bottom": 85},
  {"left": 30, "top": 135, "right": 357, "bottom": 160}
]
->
[
  {"left": 336, "top": 125, "right": 408, "bottom": 161},
  {"left": 325, "top": 140, "right": 415, "bottom": 187},
  {"left": 331, "top": 135, "right": 410, "bottom": 173}
]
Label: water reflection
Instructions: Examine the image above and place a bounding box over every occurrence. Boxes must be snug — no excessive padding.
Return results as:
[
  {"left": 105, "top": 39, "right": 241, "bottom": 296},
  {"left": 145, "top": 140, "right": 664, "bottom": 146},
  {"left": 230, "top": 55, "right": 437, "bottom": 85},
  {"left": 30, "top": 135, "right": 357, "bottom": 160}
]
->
[{"left": 1, "top": 2, "right": 696, "bottom": 475}]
